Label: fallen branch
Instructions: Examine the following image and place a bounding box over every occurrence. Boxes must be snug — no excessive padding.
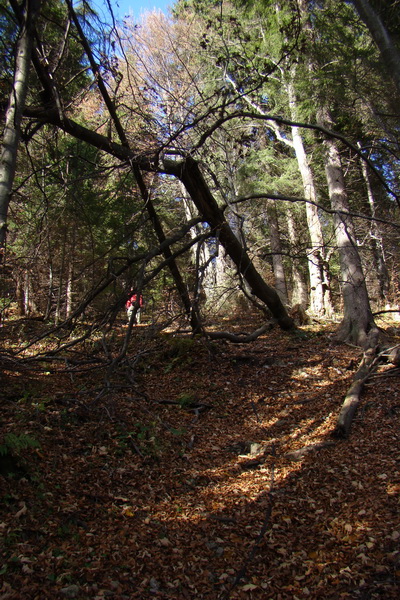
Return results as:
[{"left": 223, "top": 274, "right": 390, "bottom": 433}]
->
[
  {"left": 331, "top": 347, "right": 378, "bottom": 439},
  {"left": 285, "top": 440, "right": 336, "bottom": 461},
  {"left": 208, "top": 323, "right": 273, "bottom": 343}
]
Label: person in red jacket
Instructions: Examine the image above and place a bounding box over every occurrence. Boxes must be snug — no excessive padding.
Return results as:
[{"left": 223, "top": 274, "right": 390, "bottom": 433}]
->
[{"left": 125, "top": 292, "right": 143, "bottom": 324}]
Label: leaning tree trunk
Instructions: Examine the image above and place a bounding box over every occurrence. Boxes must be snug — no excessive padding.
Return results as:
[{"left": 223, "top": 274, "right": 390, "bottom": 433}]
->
[
  {"left": 321, "top": 111, "right": 379, "bottom": 348},
  {"left": 0, "top": 0, "right": 41, "bottom": 251},
  {"left": 351, "top": 0, "right": 400, "bottom": 96},
  {"left": 65, "top": 5, "right": 203, "bottom": 334},
  {"left": 133, "top": 166, "right": 203, "bottom": 333},
  {"left": 164, "top": 157, "right": 295, "bottom": 330},
  {"left": 182, "top": 189, "right": 233, "bottom": 312}
]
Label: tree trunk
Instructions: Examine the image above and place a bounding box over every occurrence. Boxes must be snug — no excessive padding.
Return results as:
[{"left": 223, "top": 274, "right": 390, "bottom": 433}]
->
[
  {"left": 358, "top": 147, "right": 390, "bottom": 305},
  {"left": 332, "top": 347, "right": 377, "bottom": 438},
  {"left": 266, "top": 200, "right": 288, "bottom": 305},
  {"left": 0, "top": 0, "right": 41, "bottom": 250},
  {"left": 132, "top": 165, "right": 203, "bottom": 333},
  {"left": 226, "top": 67, "right": 332, "bottom": 316},
  {"left": 55, "top": 228, "right": 67, "bottom": 325},
  {"left": 351, "top": 0, "right": 400, "bottom": 96},
  {"left": 182, "top": 190, "right": 232, "bottom": 312},
  {"left": 286, "top": 207, "right": 308, "bottom": 307},
  {"left": 65, "top": 235, "right": 75, "bottom": 318},
  {"left": 287, "top": 78, "right": 333, "bottom": 317},
  {"left": 321, "top": 111, "right": 378, "bottom": 347},
  {"left": 164, "top": 157, "right": 295, "bottom": 330}
]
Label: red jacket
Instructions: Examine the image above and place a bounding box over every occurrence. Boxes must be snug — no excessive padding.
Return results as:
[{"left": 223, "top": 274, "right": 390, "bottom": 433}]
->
[{"left": 126, "top": 294, "right": 143, "bottom": 309}]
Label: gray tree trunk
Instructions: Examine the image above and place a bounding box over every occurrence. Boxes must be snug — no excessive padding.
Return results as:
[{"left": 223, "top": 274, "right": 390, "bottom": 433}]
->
[
  {"left": 351, "top": 0, "right": 400, "bottom": 95},
  {"left": 287, "top": 78, "right": 333, "bottom": 317},
  {"left": 321, "top": 111, "right": 378, "bottom": 347},
  {"left": 358, "top": 148, "right": 390, "bottom": 305},
  {"left": 266, "top": 200, "right": 289, "bottom": 305},
  {"left": 226, "top": 69, "right": 332, "bottom": 316},
  {"left": 0, "top": 0, "right": 41, "bottom": 250},
  {"left": 287, "top": 207, "right": 308, "bottom": 307}
]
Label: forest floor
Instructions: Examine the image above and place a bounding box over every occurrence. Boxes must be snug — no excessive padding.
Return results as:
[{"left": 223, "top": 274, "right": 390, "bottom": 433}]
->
[{"left": 1, "top": 315, "right": 400, "bottom": 600}]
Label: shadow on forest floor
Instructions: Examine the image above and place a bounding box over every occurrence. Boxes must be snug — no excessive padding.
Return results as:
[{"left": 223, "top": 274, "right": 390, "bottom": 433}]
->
[{"left": 1, "top": 316, "right": 400, "bottom": 599}]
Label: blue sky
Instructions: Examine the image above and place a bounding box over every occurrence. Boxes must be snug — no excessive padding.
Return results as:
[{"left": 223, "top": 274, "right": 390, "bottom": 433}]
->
[{"left": 111, "top": 0, "right": 173, "bottom": 19}]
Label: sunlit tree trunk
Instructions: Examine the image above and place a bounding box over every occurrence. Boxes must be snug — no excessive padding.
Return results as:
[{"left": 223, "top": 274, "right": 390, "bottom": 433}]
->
[
  {"left": 321, "top": 110, "right": 378, "bottom": 347},
  {"left": 65, "top": 230, "right": 75, "bottom": 318},
  {"left": 287, "top": 77, "right": 333, "bottom": 317},
  {"left": 55, "top": 228, "right": 67, "bottom": 325}
]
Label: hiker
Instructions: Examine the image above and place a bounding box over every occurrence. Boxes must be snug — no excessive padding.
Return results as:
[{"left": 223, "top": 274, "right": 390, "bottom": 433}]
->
[{"left": 126, "top": 292, "right": 143, "bottom": 324}]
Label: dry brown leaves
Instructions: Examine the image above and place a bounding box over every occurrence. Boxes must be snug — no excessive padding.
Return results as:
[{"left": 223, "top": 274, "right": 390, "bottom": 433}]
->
[{"left": 0, "top": 317, "right": 399, "bottom": 599}]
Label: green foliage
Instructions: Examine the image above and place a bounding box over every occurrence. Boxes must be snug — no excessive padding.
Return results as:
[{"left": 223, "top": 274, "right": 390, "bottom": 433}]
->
[
  {"left": 0, "top": 433, "right": 40, "bottom": 457},
  {"left": 176, "top": 392, "right": 194, "bottom": 407},
  {"left": 162, "top": 337, "right": 197, "bottom": 372},
  {"left": 115, "top": 423, "right": 162, "bottom": 457}
]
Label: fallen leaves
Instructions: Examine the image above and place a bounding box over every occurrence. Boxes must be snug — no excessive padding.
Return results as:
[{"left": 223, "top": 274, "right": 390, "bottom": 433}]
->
[{"left": 1, "top": 319, "right": 400, "bottom": 598}]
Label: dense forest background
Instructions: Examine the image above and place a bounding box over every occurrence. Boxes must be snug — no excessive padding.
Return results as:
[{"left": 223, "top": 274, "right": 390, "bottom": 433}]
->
[
  {"left": 0, "top": 0, "right": 399, "bottom": 347},
  {"left": 1, "top": 0, "right": 400, "bottom": 598}
]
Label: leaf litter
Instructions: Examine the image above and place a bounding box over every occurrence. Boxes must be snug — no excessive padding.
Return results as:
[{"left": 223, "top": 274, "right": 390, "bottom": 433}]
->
[{"left": 0, "top": 316, "right": 399, "bottom": 599}]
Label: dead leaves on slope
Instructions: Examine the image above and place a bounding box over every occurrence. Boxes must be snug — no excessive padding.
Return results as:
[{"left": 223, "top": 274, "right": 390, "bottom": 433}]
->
[{"left": 1, "top": 320, "right": 399, "bottom": 599}]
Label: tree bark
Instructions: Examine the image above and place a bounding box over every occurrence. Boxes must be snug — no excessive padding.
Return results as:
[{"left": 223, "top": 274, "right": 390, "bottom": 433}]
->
[
  {"left": 321, "top": 110, "right": 378, "bottom": 347},
  {"left": 287, "top": 77, "right": 333, "bottom": 317},
  {"left": 286, "top": 207, "right": 308, "bottom": 307},
  {"left": 0, "top": 0, "right": 42, "bottom": 250},
  {"left": 332, "top": 347, "right": 377, "bottom": 438},
  {"left": 266, "top": 200, "right": 288, "bottom": 305},
  {"left": 132, "top": 165, "right": 203, "bottom": 333},
  {"left": 358, "top": 146, "right": 390, "bottom": 305},
  {"left": 351, "top": 0, "right": 400, "bottom": 96}
]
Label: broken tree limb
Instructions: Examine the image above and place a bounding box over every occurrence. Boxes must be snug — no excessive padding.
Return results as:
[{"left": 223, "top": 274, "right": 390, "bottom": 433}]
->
[
  {"left": 207, "top": 323, "right": 273, "bottom": 343},
  {"left": 332, "top": 347, "right": 378, "bottom": 439},
  {"left": 285, "top": 440, "right": 336, "bottom": 461}
]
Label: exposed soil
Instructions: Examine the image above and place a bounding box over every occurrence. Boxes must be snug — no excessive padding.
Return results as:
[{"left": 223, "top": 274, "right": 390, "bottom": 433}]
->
[{"left": 1, "top": 317, "right": 400, "bottom": 599}]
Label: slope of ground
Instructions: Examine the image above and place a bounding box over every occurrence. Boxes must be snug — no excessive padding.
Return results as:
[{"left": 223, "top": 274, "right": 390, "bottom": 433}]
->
[{"left": 0, "top": 317, "right": 399, "bottom": 599}]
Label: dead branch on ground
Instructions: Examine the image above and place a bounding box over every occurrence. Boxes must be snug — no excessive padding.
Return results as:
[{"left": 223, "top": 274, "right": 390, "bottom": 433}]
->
[{"left": 332, "top": 346, "right": 379, "bottom": 439}]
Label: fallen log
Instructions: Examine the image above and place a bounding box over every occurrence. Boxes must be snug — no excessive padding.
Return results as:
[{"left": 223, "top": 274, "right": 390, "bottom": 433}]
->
[
  {"left": 207, "top": 323, "right": 273, "bottom": 343},
  {"left": 331, "top": 347, "right": 378, "bottom": 439}
]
